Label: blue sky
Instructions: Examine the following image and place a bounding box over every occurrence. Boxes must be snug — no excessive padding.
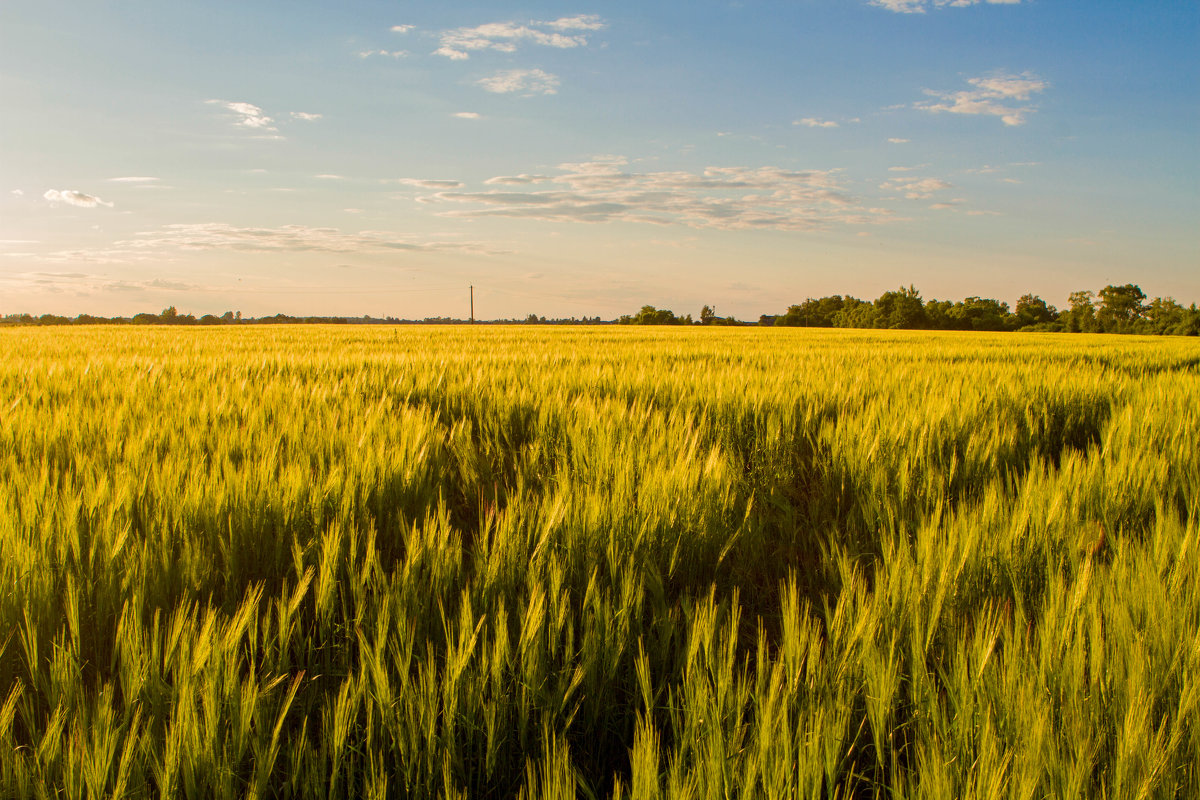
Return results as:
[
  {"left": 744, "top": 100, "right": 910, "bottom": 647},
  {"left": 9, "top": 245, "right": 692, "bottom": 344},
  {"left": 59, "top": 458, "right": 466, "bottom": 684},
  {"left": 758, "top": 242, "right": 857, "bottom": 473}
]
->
[{"left": 1, "top": 0, "right": 1196, "bottom": 319}]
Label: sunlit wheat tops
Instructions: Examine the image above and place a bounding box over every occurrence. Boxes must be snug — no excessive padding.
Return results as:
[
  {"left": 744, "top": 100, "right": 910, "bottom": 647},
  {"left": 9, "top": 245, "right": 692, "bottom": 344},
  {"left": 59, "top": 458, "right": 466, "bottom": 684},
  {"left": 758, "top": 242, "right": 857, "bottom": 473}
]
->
[{"left": 1, "top": 325, "right": 1198, "bottom": 798}]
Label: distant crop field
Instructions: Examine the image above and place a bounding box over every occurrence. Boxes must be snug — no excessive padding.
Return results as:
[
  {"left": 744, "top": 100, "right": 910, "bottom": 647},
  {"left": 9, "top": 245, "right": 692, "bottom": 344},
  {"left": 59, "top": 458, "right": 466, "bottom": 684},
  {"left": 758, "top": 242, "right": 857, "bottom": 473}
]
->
[{"left": 1, "top": 326, "right": 1197, "bottom": 798}]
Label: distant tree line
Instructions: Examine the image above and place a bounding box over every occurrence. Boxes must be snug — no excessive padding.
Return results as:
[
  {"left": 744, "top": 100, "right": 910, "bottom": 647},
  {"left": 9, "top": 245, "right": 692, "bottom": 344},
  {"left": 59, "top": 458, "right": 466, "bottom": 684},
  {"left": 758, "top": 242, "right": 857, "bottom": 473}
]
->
[
  {"left": 617, "top": 305, "right": 743, "bottom": 326},
  {"left": 614, "top": 286, "right": 1197, "bottom": 336},
  {"left": 1, "top": 307, "right": 352, "bottom": 326},
  {"left": 618, "top": 306, "right": 693, "bottom": 325},
  {"left": 520, "top": 315, "right": 607, "bottom": 324},
  {"left": 756, "top": 284, "right": 1198, "bottom": 336},
  {"left": 6, "top": 284, "right": 1198, "bottom": 335},
  {"left": 0, "top": 307, "right": 617, "bottom": 327},
  {"left": 619, "top": 286, "right": 1200, "bottom": 335}
]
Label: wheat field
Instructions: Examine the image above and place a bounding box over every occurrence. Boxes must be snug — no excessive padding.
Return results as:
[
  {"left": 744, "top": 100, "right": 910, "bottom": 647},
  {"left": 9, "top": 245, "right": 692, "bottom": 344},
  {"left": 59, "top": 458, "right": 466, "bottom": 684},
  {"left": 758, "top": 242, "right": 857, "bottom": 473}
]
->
[{"left": 1, "top": 325, "right": 1197, "bottom": 798}]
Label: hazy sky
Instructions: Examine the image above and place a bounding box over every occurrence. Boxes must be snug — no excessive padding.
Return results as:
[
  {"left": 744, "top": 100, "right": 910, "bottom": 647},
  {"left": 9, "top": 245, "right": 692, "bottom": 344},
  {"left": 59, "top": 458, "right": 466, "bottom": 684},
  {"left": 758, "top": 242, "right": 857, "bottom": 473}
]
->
[{"left": 2, "top": 0, "right": 1196, "bottom": 319}]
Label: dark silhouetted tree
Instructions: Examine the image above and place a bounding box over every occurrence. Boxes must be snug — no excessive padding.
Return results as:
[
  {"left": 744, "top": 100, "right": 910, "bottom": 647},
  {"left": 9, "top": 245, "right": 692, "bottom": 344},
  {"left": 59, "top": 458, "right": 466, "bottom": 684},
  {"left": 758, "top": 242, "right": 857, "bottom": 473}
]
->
[
  {"left": 777, "top": 296, "right": 845, "bottom": 327},
  {"left": 1143, "top": 297, "right": 1186, "bottom": 335},
  {"left": 949, "top": 297, "right": 1014, "bottom": 331},
  {"left": 1015, "top": 294, "right": 1058, "bottom": 328},
  {"left": 833, "top": 297, "right": 876, "bottom": 328},
  {"left": 874, "top": 285, "right": 927, "bottom": 329},
  {"left": 924, "top": 299, "right": 954, "bottom": 330},
  {"left": 619, "top": 306, "right": 684, "bottom": 325},
  {"left": 1065, "top": 290, "right": 1098, "bottom": 333},
  {"left": 1097, "top": 284, "right": 1146, "bottom": 332}
]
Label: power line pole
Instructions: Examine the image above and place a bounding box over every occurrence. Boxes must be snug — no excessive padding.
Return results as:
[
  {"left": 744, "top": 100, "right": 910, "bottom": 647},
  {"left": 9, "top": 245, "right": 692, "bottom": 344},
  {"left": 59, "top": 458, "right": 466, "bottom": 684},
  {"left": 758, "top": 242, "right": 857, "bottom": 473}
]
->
[{"left": 469, "top": 285, "right": 474, "bottom": 324}]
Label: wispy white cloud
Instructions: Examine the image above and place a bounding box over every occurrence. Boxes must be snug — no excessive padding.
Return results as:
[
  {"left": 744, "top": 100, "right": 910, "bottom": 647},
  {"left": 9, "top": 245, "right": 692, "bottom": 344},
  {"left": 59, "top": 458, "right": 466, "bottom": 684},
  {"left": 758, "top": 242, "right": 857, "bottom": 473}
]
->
[
  {"left": 477, "top": 68, "right": 560, "bottom": 95},
  {"left": 207, "top": 101, "right": 321, "bottom": 138},
  {"left": 434, "top": 15, "right": 605, "bottom": 59},
  {"left": 418, "top": 157, "right": 892, "bottom": 231},
  {"left": 358, "top": 49, "right": 409, "bottom": 59},
  {"left": 794, "top": 117, "right": 839, "bottom": 128},
  {"left": 43, "top": 189, "right": 114, "bottom": 208},
  {"left": 108, "top": 176, "right": 159, "bottom": 183},
  {"left": 208, "top": 100, "right": 277, "bottom": 132},
  {"left": 541, "top": 15, "right": 606, "bottom": 31},
  {"left": 454, "top": 111, "right": 482, "bottom": 119},
  {"left": 315, "top": 174, "right": 345, "bottom": 180},
  {"left": 879, "top": 177, "right": 952, "bottom": 199},
  {"left": 11, "top": 189, "right": 25, "bottom": 196},
  {"left": 871, "top": 0, "right": 1022, "bottom": 13},
  {"left": 915, "top": 72, "right": 1047, "bottom": 126},
  {"left": 390, "top": 24, "right": 414, "bottom": 34},
  {"left": 888, "top": 138, "right": 910, "bottom": 143}
]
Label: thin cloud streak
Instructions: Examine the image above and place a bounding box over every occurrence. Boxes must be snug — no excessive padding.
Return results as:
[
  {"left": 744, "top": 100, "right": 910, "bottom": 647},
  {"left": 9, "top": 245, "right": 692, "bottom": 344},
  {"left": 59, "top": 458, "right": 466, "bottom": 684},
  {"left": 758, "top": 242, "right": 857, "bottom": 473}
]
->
[
  {"left": 2, "top": 247, "right": 147, "bottom": 265},
  {"left": 4, "top": 224, "right": 501, "bottom": 267},
  {"left": 0, "top": 271, "right": 204, "bottom": 293},
  {"left": 420, "top": 158, "right": 893, "bottom": 231},
  {"left": 120, "top": 223, "right": 492, "bottom": 255},
  {"left": 394, "top": 179, "right": 464, "bottom": 189},
  {"left": 871, "top": 0, "right": 1022, "bottom": 13}
]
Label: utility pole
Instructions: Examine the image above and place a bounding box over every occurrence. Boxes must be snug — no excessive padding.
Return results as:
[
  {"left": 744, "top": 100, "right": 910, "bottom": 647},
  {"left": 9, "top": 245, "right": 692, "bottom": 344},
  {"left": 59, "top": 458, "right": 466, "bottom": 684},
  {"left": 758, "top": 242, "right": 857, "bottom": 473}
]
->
[{"left": 469, "top": 285, "right": 474, "bottom": 323}]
